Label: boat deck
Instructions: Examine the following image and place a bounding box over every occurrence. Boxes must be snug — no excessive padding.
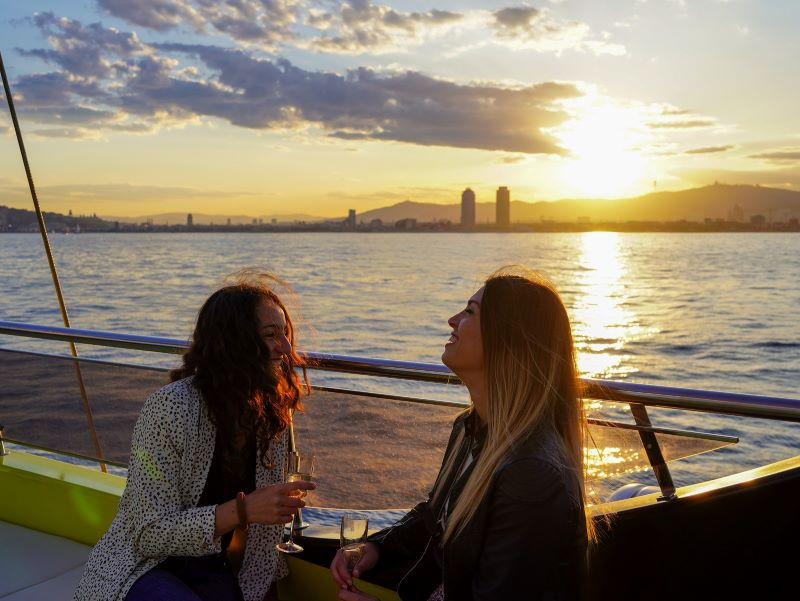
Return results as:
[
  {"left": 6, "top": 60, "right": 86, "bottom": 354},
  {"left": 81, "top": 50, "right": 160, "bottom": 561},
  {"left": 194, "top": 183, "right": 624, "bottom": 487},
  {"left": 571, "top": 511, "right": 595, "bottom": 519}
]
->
[
  {"left": 1, "top": 329, "right": 798, "bottom": 600},
  {"left": 0, "top": 521, "right": 89, "bottom": 600},
  {"left": 3, "top": 447, "right": 800, "bottom": 600}
]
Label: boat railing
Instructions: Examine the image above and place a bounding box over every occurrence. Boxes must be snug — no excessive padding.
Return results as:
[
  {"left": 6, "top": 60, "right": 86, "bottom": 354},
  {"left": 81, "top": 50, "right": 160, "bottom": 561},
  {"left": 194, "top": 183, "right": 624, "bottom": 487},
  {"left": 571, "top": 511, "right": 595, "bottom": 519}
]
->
[
  {"left": 1, "top": 319, "right": 799, "bottom": 506},
  {"left": 2, "top": 320, "right": 798, "bottom": 419}
]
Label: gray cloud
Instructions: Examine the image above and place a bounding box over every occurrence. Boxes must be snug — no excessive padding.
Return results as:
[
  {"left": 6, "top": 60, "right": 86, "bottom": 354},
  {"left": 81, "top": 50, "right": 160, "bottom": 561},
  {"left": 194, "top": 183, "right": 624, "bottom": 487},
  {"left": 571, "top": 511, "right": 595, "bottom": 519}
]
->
[
  {"left": 19, "top": 12, "right": 151, "bottom": 78},
  {"left": 648, "top": 119, "right": 715, "bottom": 129},
  {"left": 148, "top": 44, "right": 579, "bottom": 153},
  {"left": 14, "top": 71, "right": 106, "bottom": 105},
  {"left": 661, "top": 106, "right": 690, "bottom": 116},
  {"left": 13, "top": 15, "right": 581, "bottom": 153},
  {"left": 490, "top": 5, "right": 625, "bottom": 55},
  {"left": 11, "top": 13, "right": 162, "bottom": 137},
  {"left": 94, "top": 1, "right": 620, "bottom": 57},
  {"left": 678, "top": 166, "right": 800, "bottom": 188},
  {"left": 97, "top": 0, "right": 204, "bottom": 32},
  {"left": 97, "top": 0, "right": 464, "bottom": 53},
  {"left": 0, "top": 181, "right": 255, "bottom": 206},
  {"left": 306, "top": 1, "right": 463, "bottom": 54},
  {"left": 750, "top": 150, "right": 800, "bottom": 162},
  {"left": 493, "top": 7, "right": 541, "bottom": 30},
  {"left": 27, "top": 128, "right": 93, "bottom": 139},
  {"left": 685, "top": 145, "right": 735, "bottom": 154},
  {"left": 97, "top": 0, "right": 298, "bottom": 47}
]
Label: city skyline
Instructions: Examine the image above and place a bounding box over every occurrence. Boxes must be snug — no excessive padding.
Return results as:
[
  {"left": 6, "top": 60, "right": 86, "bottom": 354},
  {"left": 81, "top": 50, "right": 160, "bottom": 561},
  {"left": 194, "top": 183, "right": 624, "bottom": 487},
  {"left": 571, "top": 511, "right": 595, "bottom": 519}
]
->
[{"left": 1, "top": 1, "right": 799, "bottom": 218}]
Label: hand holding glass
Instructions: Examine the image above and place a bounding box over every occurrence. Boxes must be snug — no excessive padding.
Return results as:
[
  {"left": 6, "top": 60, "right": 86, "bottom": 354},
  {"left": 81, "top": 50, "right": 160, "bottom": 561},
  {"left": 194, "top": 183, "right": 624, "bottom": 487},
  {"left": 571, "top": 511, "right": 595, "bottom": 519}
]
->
[
  {"left": 340, "top": 513, "right": 369, "bottom": 576},
  {"left": 275, "top": 451, "right": 315, "bottom": 554}
]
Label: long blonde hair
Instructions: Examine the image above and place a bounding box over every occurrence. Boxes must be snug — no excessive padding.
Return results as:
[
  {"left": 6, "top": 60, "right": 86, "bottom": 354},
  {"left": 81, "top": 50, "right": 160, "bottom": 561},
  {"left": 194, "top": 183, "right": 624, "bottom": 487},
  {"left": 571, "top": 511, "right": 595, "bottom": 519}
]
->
[{"left": 442, "top": 268, "right": 594, "bottom": 543}]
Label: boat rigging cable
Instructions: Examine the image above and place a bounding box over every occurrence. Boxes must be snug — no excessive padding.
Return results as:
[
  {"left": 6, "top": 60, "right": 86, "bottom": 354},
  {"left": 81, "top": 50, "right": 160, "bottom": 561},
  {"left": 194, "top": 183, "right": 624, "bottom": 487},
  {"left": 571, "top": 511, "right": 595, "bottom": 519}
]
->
[{"left": 0, "top": 50, "right": 107, "bottom": 472}]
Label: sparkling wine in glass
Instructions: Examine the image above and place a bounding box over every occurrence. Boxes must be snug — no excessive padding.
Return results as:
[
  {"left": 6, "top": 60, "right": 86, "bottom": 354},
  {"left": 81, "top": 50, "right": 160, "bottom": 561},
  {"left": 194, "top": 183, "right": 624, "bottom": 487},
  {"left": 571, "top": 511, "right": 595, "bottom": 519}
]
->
[
  {"left": 340, "top": 513, "right": 369, "bottom": 575},
  {"left": 276, "top": 451, "right": 315, "bottom": 554}
]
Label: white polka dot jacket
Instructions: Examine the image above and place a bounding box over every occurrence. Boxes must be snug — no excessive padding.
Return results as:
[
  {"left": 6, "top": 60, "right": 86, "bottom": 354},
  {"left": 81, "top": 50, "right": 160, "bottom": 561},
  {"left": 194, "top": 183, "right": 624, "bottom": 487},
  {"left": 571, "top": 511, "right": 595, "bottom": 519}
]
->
[{"left": 73, "top": 377, "right": 289, "bottom": 600}]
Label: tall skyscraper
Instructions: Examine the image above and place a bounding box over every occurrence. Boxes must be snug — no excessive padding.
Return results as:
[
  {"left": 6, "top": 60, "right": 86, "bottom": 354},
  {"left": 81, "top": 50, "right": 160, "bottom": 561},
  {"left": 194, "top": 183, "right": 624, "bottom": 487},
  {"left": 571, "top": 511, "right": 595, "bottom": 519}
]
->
[
  {"left": 461, "top": 188, "right": 476, "bottom": 227},
  {"left": 187, "top": 213, "right": 193, "bottom": 227},
  {"left": 347, "top": 209, "right": 356, "bottom": 230},
  {"left": 496, "top": 186, "right": 510, "bottom": 227}
]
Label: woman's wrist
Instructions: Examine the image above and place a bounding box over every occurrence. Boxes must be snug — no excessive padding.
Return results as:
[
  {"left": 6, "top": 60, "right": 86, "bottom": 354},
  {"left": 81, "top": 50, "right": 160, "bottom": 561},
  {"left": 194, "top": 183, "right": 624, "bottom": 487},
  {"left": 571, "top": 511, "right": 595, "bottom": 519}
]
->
[{"left": 214, "top": 498, "right": 240, "bottom": 538}]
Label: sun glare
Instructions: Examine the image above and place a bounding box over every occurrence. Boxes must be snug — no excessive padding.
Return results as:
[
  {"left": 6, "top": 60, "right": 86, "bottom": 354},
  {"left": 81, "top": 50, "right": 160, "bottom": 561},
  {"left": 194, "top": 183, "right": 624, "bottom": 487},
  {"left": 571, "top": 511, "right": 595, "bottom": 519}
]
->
[
  {"left": 554, "top": 101, "right": 649, "bottom": 198},
  {"left": 572, "top": 232, "right": 637, "bottom": 379}
]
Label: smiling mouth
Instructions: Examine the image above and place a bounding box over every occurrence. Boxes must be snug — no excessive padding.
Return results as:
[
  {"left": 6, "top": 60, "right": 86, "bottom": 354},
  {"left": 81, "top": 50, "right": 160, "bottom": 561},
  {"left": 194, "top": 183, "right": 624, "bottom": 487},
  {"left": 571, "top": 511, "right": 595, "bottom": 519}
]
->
[{"left": 446, "top": 334, "right": 458, "bottom": 345}]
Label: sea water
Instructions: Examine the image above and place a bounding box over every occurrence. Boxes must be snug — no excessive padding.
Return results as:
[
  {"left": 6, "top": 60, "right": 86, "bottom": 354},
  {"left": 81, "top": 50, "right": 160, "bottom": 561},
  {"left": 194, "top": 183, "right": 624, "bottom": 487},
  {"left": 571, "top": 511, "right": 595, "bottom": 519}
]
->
[{"left": 1, "top": 231, "right": 799, "bottom": 491}]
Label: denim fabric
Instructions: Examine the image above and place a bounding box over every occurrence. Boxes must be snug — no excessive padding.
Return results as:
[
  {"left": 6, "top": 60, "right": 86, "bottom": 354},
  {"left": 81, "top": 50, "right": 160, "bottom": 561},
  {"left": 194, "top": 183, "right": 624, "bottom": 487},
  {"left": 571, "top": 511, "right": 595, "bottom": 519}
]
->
[{"left": 125, "top": 555, "right": 243, "bottom": 601}]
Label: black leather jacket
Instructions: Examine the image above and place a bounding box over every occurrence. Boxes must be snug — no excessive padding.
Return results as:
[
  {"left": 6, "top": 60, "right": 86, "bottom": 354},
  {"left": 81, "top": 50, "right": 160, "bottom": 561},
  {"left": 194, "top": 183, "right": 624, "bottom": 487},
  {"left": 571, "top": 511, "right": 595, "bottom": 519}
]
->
[{"left": 369, "top": 412, "right": 587, "bottom": 601}]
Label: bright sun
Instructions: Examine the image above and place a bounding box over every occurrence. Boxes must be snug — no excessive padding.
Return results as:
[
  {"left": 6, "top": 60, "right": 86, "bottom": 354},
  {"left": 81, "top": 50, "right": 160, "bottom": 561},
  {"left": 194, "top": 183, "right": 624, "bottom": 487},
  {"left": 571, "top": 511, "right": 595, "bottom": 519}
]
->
[{"left": 554, "top": 101, "right": 649, "bottom": 198}]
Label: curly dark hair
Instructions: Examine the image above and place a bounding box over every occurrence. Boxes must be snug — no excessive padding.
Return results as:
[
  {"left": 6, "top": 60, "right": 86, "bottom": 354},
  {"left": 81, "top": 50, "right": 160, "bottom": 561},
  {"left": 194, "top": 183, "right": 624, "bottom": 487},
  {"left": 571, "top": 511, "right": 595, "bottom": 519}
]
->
[{"left": 170, "top": 272, "right": 308, "bottom": 471}]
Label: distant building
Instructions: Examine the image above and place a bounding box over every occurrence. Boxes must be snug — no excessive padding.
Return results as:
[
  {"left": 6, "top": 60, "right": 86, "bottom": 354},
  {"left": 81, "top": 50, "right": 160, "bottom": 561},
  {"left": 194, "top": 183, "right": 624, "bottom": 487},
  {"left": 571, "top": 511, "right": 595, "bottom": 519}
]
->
[
  {"left": 187, "top": 213, "right": 193, "bottom": 227},
  {"left": 347, "top": 209, "right": 356, "bottom": 231},
  {"left": 396, "top": 218, "right": 417, "bottom": 229},
  {"left": 271, "top": 218, "right": 278, "bottom": 226},
  {"left": 727, "top": 204, "right": 744, "bottom": 222},
  {"left": 496, "top": 186, "right": 510, "bottom": 227},
  {"left": 461, "top": 188, "right": 476, "bottom": 227},
  {"left": 750, "top": 214, "right": 766, "bottom": 225},
  {"left": 227, "top": 218, "right": 231, "bottom": 226},
  {"left": 252, "top": 218, "right": 258, "bottom": 225}
]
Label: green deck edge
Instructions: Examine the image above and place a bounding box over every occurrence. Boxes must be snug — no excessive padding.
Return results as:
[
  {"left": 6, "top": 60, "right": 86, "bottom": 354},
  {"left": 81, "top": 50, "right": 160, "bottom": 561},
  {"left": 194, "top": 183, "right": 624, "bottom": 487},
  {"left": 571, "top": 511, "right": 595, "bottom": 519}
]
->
[
  {"left": 0, "top": 450, "right": 125, "bottom": 545},
  {"left": 281, "top": 557, "right": 401, "bottom": 601},
  {"left": 0, "top": 448, "right": 399, "bottom": 600}
]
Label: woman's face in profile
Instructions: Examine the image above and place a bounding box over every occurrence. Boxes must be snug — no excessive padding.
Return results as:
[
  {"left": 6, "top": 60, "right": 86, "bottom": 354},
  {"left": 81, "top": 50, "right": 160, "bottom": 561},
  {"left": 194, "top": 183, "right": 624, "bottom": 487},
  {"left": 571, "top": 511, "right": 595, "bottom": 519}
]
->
[
  {"left": 442, "top": 286, "right": 484, "bottom": 377},
  {"left": 256, "top": 300, "right": 292, "bottom": 369}
]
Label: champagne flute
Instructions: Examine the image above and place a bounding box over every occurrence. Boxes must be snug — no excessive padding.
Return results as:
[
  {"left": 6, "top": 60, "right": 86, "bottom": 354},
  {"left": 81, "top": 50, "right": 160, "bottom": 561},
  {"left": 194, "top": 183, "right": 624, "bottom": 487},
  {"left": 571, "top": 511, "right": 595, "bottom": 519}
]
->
[
  {"left": 276, "top": 450, "right": 315, "bottom": 554},
  {"left": 340, "top": 513, "right": 369, "bottom": 582},
  {"left": 287, "top": 450, "right": 314, "bottom": 530}
]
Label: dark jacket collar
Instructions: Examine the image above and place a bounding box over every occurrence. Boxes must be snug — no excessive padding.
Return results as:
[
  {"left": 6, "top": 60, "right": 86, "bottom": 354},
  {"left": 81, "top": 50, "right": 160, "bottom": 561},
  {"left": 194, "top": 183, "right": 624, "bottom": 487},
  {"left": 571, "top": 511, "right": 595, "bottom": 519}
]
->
[{"left": 462, "top": 409, "right": 487, "bottom": 457}]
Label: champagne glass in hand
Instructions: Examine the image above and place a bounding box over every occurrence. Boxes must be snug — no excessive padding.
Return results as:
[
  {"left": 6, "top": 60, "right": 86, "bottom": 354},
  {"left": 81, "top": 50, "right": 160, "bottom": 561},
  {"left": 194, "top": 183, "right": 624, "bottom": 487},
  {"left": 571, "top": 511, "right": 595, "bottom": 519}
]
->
[
  {"left": 276, "top": 450, "right": 315, "bottom": 554},
  {"left": 340, "top": 513, "right": 369, "bottom": 585}
]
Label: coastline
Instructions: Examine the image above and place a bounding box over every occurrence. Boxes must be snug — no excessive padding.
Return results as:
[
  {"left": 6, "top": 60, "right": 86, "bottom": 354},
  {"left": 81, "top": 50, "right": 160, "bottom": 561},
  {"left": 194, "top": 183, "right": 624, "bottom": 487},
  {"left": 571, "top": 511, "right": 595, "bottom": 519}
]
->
[{"left": 3, "top": 224, "right": 799, "bottom": 234}]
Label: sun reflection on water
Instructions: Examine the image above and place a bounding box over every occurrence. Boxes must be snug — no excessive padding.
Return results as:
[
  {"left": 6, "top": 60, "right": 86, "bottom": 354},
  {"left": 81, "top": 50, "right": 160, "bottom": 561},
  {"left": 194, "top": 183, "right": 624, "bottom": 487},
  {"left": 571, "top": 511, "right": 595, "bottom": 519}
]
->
[
  {"left": 585, "top": 446, "right": 648, "bottom": 480},
  {"left": 571, "top": 232, "right": 644, "bottom": 380}
]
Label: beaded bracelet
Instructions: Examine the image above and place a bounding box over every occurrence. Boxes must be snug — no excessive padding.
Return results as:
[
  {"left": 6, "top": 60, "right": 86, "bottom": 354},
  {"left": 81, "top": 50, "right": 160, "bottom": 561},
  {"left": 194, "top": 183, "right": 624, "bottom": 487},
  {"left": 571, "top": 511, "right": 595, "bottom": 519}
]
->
[{"left": 236, "top": 491, "right": 248, "bottom": 529}]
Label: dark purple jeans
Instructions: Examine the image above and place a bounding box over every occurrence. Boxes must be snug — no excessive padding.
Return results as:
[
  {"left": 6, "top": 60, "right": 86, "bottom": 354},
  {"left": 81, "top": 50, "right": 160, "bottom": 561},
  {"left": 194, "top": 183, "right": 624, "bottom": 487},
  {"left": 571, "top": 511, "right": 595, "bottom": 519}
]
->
[{"left": 125, "top": 555, "right": 243, "bottom": 601}]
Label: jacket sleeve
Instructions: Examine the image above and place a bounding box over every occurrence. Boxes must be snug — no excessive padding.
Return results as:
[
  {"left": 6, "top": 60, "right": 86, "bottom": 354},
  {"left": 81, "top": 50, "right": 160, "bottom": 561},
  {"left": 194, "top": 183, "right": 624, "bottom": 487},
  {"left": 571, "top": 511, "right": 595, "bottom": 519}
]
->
[
  {"left": 369, "top": 502, "right": 432, "bottom": 563},
  {"left": 123, "top": 386, "right": 221, "bottom": 558},
  {"left": 470, "top": 458, "right": 584, "bottom": 600}
]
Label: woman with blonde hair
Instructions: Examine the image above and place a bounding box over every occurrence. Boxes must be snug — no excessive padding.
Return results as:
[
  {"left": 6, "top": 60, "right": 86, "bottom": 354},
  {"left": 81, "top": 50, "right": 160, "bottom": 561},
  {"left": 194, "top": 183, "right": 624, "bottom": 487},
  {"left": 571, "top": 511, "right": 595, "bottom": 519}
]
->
[{"left": 331, "top": 268, "right": 592, "bottom": 600}]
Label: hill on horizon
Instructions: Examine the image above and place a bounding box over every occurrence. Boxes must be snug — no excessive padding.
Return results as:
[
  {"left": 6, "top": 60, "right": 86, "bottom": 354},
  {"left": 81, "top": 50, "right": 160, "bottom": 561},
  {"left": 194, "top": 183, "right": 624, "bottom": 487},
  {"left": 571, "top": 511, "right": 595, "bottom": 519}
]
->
[
  {"left": 356, "top": 183, "right": 800, "bottom": 224},
  {"left": 6, "top": 183, "right": 799, "bottom": 227},
  {"left": 102, "top": 212, "right": 327, "bottom": 225}
]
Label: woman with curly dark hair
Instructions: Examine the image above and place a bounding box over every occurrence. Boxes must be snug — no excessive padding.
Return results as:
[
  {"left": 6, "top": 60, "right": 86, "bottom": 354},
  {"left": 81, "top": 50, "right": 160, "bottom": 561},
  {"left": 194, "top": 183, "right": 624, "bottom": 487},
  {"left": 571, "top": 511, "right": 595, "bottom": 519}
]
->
[{"left": 75, "top": 272, "right": 314, "bottom": 601}]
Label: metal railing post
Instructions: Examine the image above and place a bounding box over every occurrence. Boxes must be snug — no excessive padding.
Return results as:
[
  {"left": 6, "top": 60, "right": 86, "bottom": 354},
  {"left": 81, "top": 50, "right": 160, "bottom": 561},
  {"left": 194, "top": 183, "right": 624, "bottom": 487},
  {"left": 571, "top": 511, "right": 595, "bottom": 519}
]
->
[{"left": 629, "top": 403, "right": 677, "bottom": 501}]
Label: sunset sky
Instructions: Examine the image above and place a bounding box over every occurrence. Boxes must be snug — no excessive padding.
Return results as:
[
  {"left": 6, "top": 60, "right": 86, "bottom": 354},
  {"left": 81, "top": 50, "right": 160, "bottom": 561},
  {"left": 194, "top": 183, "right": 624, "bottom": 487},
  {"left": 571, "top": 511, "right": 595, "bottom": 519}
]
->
[{"left": 1, "top": 0, "right": 799, "bottom": 218}]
